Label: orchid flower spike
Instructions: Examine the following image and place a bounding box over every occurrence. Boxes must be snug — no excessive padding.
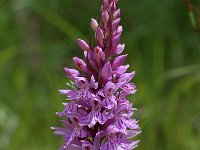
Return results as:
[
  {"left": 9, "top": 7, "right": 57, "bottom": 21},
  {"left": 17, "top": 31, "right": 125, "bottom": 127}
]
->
[{"left": 52, "top": 0, "right": 141, "bottom": 149}]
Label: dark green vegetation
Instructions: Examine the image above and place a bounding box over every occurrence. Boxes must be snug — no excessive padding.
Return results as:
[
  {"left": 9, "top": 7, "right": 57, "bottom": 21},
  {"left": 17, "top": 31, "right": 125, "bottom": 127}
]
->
[{"left": 0, "top": 0, "right": 200, "bottom": 149}]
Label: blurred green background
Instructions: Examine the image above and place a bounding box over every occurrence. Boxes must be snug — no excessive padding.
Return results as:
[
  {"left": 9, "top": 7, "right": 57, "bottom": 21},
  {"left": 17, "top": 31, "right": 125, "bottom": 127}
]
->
[{"left": 0, "top": 0, "right": 200, "bottom": 149}]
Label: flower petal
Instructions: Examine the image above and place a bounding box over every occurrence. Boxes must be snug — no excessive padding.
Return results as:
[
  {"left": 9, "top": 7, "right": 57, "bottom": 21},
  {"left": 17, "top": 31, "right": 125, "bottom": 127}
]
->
[
  {"left": 73, "top": 57, "right": 92, "bottom": 74},
  {"left": 101, "top": 61, "right": 112, "bottom": 82},
  {"left": 114, "top": 65, "right": 129, "bottom": 75},
  {"left": 116, "top": 44, "right": 125, "bottom": 55},
  {"left": 64, "top": 68, "right": 80, "bottom": 80},
  {"left": 112, "top": 54, "right": 127, "bottom": 70},
  {"left": 77, "top": 39, "right": 90, "bottom": 52},
  {"left": 90, "top": 18, "right": 99, "bottom": 31}
]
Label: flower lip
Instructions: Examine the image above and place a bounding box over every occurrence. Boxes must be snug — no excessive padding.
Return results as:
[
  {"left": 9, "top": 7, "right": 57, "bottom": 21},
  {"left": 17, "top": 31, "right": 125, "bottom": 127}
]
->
[
  {"left": 104, "top": 82, "right": 116, "bottom": 96},
  {"left": 91, "top": 97, "right": 102, "bottom": 111}
]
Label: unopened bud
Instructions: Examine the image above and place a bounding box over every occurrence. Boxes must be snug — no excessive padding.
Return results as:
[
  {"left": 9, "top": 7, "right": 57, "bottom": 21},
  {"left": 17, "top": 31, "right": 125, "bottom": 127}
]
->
[
  {"left": 112, "top": 18, "right": 121, "bottom": 31},
  {"left": 90, "top": 18, "right": 99, "bottom": 31},
  {"left": 73, "top": 57, "right": 92, "bottom": 74},
  {"left": 113, "top": 9, "right": 121, "bottom": 19},
  {"left": 116, "top": 44, "right": 125, "bottom": 55},
  {"left": 103, "top": 0, "right": 109, "bottom": 8},
  {"left": 95, "top": 27, "right": 104, "bottom": 42},
  {"left": 77, "top": 39, "right": 90, "bottom": 51},
  {"left": 102, "top": 11, "right": 109, "bottom": 24},
  {"left": 94, "top": 46, "right": 105, "bottom": 65},
  {"left": 117, "top": 26, "right": 123, "bottom": 34}
]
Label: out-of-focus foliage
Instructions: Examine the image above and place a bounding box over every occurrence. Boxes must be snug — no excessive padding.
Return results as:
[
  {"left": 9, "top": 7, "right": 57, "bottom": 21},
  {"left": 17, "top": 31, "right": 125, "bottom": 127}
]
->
[{"left": 0, "top": 0, "right": 200, "bottom": 149}]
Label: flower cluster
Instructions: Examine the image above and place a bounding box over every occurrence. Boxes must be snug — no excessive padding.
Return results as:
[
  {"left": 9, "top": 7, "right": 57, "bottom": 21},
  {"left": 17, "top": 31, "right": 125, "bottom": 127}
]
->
[{"left": 52, "top": 0, "right": 141, "bottom": 149}]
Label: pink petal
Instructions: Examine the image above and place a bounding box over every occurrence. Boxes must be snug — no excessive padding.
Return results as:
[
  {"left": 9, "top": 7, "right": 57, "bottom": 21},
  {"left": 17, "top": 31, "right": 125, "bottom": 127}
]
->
[
  {"left": 73, "top": 57, "right": 92, "bottom": 74},
  {"left": 114, "top": 64, "right": 129, "bottom": 75},
  {"left": 112, "top": 18, "right": 121, "bottom": 31},
  {"left": 118, "top": 71, "right": 135, "bottom": 84},
  {"left": 95, "top": 27, "right": 104, "bottom": 42},
  {"left": 101, "top": 61, "right": 112, "bottom": 81},
  {"left": 112, "top": 54, "right": 127, "bottom": 70},
  {"left": 102, "top": 11, "right": 109, "bottom": 24},
  {"left": 94, "top": 46, "right": 105, "bottom": 65},
  {"left": 116, "top": 44, "right": 125, "bottom": 54},
  {"left": 117, "top": 26, "right": 123, "bottom": 34},
  {"left": 113, "top": 9, "right": 121, "bottom": 19},
  {"left": 111, "top": 33, "right": 121, "bottom": 54},
  {"left": 77, "top": 39, "right": 90, "bottom": 52},
  {"left": 64, "top": 68, "right": 80, "bottom": 80},
  {"left": 90, "top": 18, "right": 99, "bottom": 31}
]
